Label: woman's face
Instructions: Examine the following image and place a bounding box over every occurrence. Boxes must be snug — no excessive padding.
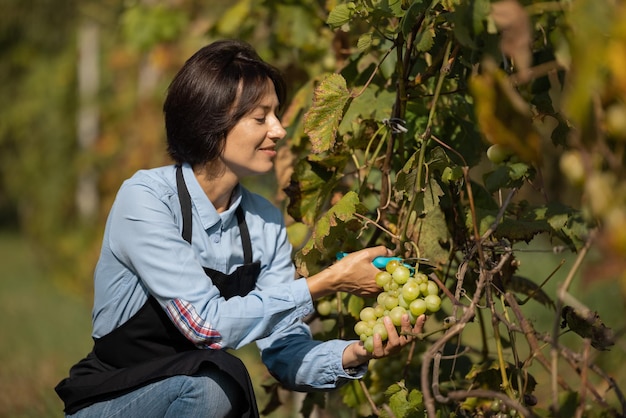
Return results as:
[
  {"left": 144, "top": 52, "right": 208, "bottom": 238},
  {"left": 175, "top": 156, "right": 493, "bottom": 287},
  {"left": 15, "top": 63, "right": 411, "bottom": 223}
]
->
[{"left": 219, "top": 80, "right": 286, "bottom": 179}]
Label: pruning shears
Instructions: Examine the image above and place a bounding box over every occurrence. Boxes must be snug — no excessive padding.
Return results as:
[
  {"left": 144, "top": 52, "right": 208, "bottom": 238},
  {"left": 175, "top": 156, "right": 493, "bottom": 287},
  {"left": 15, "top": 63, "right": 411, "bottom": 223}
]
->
[{"left": 335, "top": 252, "right": 429, "bottom": 270}]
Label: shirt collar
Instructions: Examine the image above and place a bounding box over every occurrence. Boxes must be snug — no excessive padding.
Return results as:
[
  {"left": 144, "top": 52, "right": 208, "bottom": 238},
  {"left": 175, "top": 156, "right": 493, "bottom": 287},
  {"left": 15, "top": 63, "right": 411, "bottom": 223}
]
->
[{"left": 180, "top": 163, "right": 241, "bottom": 230}]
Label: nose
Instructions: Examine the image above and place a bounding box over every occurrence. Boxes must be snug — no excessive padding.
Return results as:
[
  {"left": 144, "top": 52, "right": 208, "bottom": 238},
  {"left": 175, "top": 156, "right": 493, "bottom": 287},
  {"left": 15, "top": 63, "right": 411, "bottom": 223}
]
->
[{"left": 269, "top": 115, "right": 287, "bottom": 141}]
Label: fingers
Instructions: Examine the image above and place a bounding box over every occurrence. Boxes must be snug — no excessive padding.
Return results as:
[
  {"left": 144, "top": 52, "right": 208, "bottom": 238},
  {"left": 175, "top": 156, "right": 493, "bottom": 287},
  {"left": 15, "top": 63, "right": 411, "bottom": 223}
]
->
[
  {"left": 370, "top": 314, "right": 427, "bottom": 359},
  {"left": 348, "top": 246, "right": 392, "bottom": 263},
  {"left": 412, "top": 314, "right": 426, "bottom": 334}
]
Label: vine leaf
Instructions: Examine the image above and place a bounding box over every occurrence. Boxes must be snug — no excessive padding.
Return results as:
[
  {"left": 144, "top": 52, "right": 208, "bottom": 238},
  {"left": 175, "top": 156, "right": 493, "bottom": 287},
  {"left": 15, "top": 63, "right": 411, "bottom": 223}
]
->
[
  {"left": 296, "top": 191, "right": 362, "bottom": 276},
  {"left": 305, "top": 191, "right": 360, "bottom": 251},
  {"left": 326, "top": 3, "right": 353, "bottom": 29},
  {"left": 506, "top": 275, "right": 555, "bottom": 309},
  {"left": 493, "top": 203, "right": 590, "bottom": 251},
  {"left": 466, "top": 361, "right": 537, "bottom": 393},
  {"left": 401, "top": 0, "right": 428, "bottom": 39},
  {"left": 340, "top": 380, "right": 369, "bottom": 414},
  {"left": 285, "top": 159, "right": 337, "bottom": 226},
  {"left": 383, "top": 381, "right": 425, "bottom": 418},
  {"left": 560, "top": 306, "right": 615, "bottom": 351},
  {"left": 407, "top": 176, "right": 451, "bottom": 266},
  {"left": 483, "top": 161, "right": 535, "bottom": 193},
  {"left": 304, "top": 74, "right": 350, "bottom": 154}
]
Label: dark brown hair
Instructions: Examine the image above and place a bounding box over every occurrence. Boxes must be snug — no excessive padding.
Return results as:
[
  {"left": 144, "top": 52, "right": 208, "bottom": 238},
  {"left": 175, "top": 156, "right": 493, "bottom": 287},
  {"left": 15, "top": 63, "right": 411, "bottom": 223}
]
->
[{"left": 164, "top": 40, "right": 287, "bottom": 166}]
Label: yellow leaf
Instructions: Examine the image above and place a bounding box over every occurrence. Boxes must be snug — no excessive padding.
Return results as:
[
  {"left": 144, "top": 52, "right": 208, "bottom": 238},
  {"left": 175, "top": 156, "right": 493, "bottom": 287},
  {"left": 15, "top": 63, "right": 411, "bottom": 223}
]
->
[{"left": 469, "top": 59, "right": 542, "bottom": 164}]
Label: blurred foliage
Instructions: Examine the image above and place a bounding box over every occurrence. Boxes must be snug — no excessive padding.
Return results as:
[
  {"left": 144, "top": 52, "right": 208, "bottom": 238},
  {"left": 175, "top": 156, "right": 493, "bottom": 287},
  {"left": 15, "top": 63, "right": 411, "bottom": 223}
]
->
[{"left": 0, "top": 0, "right": 337, "bottom": 295}]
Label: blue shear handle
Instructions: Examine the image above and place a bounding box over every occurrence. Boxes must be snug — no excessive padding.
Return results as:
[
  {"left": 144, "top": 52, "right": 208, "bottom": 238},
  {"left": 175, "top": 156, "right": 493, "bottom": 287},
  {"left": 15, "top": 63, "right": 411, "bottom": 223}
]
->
[{"left": 336, "top": 252, "right": 403, "bottom": 269}]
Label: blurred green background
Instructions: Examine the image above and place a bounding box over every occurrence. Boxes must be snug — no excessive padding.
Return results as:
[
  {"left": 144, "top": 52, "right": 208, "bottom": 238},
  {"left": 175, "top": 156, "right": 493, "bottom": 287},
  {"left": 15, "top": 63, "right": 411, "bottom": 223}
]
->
[{"left": 0, "top": 0, "right": 336, "bottom": 416}]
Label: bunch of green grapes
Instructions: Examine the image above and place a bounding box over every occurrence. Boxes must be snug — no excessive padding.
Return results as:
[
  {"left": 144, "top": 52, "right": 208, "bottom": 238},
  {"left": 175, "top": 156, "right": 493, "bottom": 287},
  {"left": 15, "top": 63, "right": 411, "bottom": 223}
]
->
[{"left": 354, "top": 259, "right": 442, "bottom": 352}]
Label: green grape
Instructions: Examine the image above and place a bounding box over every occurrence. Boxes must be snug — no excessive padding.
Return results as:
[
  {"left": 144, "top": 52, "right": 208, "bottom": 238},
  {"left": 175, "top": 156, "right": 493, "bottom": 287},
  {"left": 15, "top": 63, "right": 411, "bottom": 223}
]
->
[
  {"left": 487, "top": 143, "right": 513, "bottom": 164},
  {"left": 392, "top": 265, "right": 411, "bottom": 284},
  {"left": 409, "top": 298, "right": 427, "bottom": 316},
  {"left": 372, "top": 322, "right": 388, "bottom": 341},
  {"left": 384, "top": 280, "right": 399, "bottom": 292},
  {"left": 373, "top": 303, "right": 385, "bottom": 318},
  {"left": 354, "top": 320, "right": 370, "bottom": 337},
  {"left": 316, "top": 300, "right": 332, "bottom": 316},
  {"left": 419, "top": 282, "right": 428, "bottom": 295},
  {"left": 385, "top": 259, "right": 401, "bottom": 274},
  {"left": 401, "top": 281, "right": 420, "bottom": 301},
  {"left": 377, "top": 291, "right": 388, "bottom": 306},
  {"left": 383, "top": 295, "right": 399, "bottom": 310},
  {"left": 414, "top": 272, "right": 428, "bottom": 284},
  {"left": 490, "top": 399, "right": 503, "bottom": 412},
  {"left": 424, "top": 294, "right": 442, "bottom": 313},
  {"left": 360, "top": 306, "right": 377, "bottom": 322},
  {"left": 426, "top": 280, "right": 439, "bottom": 296},
  {"left": 389, "top": 306, "right": 407, "bottom": 326},
  {"left": 375, "top": 271, "right": 392, "bottom": 287},
  {"left": 364, "top": 335, "right": 374, "bottom": 352},
  {"left": 398, "top": 293, "right": 410, "bottom": 309}
]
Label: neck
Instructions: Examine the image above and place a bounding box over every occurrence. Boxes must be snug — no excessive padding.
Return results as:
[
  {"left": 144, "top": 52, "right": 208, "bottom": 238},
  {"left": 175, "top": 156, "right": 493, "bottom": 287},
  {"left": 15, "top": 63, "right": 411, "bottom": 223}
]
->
[{"left": 193, "top": 164, "right": 239, "bottom": 213}]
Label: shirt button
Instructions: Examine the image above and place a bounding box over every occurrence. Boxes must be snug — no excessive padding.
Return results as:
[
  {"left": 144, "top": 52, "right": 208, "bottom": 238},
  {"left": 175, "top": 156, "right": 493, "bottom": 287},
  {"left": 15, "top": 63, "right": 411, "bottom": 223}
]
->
[{"left": 213, "top": 235, "right": 220, "bottom": 243}]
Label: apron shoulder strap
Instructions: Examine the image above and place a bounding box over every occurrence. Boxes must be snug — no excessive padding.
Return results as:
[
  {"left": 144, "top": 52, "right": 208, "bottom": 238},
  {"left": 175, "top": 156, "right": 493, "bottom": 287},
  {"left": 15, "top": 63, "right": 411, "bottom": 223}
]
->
[
  {"left": 175, "top": 165, "right": 193, "bottom": 244},
  {"left": 176, "top": 164, "right": 254, "bottom": 264}
]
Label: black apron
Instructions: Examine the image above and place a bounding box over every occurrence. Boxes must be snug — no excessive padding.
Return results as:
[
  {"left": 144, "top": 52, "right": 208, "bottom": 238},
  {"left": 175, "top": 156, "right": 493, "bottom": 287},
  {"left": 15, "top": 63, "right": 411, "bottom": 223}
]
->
[{"left": 55, "top": 165, "right": 261, "bottom": 417}]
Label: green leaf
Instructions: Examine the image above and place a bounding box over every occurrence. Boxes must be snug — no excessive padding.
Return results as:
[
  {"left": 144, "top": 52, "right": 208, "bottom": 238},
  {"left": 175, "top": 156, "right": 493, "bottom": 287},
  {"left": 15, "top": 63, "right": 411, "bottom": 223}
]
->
[
  {"left": 506, "top": 275, "right": 555, "bottom": 309},
  {"left": 286, "top": 222, "right": 310, "bottom": 250},
  {"left": 285, "top": 159, "right": 337, "bottom": 226},
  {"left": 339, "top": 86, "right": 395, "bottom": 136},
  {"left": 382, "top": 381, "right": 425, "bottom": 418},
  {"left": 327, "top": 3, "right": 353, "bottom": 29},
  {"left": 214, "top": 0, "right": 251, "bottom": 36},
  {"left": 297, "top": 192, "right": 362, "bottom": 275},
  {"left": 309, "top": 191, "right": 361, "bottom": 250},
  {"left": 408, "top": 177, "right": 452, "bottom": 266},
  {"left": 561, "top": 306, "right": 615, "bottom": 351},
  {"left": 401, "top": 0, "right": 427, "bottom": 39},
  {"left": 483, "top": 162, "right": 534, "bottom": 193},
  {"left": 394, "top": 151, "right": 419, "bottom": 202},
  {"left": 472, "top": 0, "right": 491, "bottom": 35},
  {"left": 304, "top": 74, "right": 351, "bottom": 154},
  {"left": 495, "top": 203, "right": 591, "bottom": 250},
  {"left": 557, "top": 391, "right": 579, "bottom": 418},
  {"left": 357, "top": 33, "right": 373, "bottom": 53},
  {"left": 121, "top": 4, "right": 187, "bottom": 51},
  {"left": 414, "top": 27, "right": 435, "bottom": 52},
  {"left": 347, "top": 295, "right": 365, "bottom": 320}
]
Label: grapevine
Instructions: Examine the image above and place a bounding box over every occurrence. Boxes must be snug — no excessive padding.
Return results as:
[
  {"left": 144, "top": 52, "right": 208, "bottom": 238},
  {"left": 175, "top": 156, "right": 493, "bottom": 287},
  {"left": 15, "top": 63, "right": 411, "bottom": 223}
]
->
[{"left": 287, "top": 0, "right": 626, "bottom": 417}]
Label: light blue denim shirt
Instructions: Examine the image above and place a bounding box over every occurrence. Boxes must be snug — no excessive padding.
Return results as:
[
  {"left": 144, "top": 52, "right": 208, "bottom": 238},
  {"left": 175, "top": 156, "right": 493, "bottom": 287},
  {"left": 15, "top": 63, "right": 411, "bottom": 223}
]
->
[{"left": 91, "top": 163, "right": 366, "bottom": 391}]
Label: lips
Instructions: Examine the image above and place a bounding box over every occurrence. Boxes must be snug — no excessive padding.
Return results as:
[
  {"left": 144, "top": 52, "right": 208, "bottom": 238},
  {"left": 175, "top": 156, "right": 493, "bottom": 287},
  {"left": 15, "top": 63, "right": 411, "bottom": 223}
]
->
[{"left": 258, "top": 145, "right": 277, "bottom": 158}]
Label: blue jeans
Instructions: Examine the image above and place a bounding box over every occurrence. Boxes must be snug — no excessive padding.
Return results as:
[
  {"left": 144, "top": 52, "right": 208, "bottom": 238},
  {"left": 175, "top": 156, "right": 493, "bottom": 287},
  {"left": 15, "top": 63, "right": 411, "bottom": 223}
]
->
[{"left": 67, "top": 368, "right": 243, "bottom": 418}]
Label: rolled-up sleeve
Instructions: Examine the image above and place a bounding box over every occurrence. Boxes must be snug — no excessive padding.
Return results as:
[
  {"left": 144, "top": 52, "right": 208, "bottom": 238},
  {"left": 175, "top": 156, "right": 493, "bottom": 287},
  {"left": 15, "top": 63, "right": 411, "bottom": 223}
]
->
[{"left": 257, "top": 320, "right": 368, "bottom": 391}]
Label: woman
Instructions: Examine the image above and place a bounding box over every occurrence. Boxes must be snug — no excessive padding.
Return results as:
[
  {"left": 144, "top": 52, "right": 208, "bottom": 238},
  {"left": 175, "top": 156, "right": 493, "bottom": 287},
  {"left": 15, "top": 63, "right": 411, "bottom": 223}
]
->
[{"left": 56, "top": 39, "right": 424, "bottom": 418}]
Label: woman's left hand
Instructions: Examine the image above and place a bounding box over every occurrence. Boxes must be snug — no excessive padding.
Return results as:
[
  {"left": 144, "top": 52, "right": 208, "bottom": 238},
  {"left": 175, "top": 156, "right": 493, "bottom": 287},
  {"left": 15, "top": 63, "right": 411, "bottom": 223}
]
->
[{"left": 343, "top": 314, "right": 426, "bottom": 368}]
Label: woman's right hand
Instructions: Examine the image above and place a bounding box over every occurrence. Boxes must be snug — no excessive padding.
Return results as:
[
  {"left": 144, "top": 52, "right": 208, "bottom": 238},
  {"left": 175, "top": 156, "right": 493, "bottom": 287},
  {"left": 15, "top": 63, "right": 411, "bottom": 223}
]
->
[{"left": 305, "top": 246, "right": 391, "bottom": 300}]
